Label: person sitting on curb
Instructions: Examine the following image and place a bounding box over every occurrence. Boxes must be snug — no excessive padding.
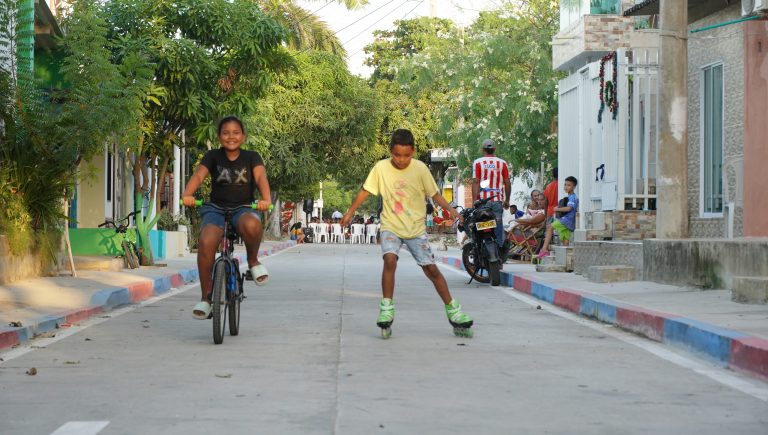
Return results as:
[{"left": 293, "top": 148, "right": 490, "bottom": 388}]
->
[
  {"left": 290, "top": 222, "right": 305, "bottom": 244},
  {"left": 536, "top": 176, "right": 579, "bottom": 259}
]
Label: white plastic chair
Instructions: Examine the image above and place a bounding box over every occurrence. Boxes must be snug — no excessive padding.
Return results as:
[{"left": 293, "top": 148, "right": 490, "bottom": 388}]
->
[
  {"left": 365, "top": 223, "right": 378, "bottom": 243},
  {"left": 350, "top": 223, "right": 365, "bottom": 243},
  {"left": 315, "top": 223, "right": 329, "bottom": 243},
  {"left": 330, "top": 223, "right": 345, "bottom": 243}
]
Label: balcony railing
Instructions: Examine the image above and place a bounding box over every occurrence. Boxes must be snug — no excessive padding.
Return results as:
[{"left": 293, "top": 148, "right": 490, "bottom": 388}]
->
[{"left": 560, "top": 0, "right": 622, "bottom": 31}]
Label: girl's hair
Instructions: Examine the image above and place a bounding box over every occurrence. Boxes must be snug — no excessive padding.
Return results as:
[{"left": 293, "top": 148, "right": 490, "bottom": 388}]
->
[{"left": 217, "top": 116, "right": 245, "bottom": 135}]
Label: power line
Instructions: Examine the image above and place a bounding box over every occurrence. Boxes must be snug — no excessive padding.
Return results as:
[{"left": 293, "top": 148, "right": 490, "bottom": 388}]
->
[
  {"left": 297, "top": 0, "right": 414, "bottom": 55},
  {"left": 341, "top": 0, "right": 418, "bottom": 46},
  {"left": 334, "top": 0, "right": 398, "bottom": 35},
  {"left": 346, "top": 0, "right": 425, "bottom": 60},
  {"left": 295, "top": 1, "right": 336, "bottom": 26}
]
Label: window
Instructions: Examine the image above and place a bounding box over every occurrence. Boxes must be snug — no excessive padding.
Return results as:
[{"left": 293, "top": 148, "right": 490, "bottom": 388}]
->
[{"left": 701, "top": 64, "right": 723, "bottom": 215}]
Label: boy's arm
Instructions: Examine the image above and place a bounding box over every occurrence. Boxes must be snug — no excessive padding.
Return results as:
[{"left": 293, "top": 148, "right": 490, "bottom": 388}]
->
[
  {"left": 431, "top": 193, "right": 463, "bottom": 224},
  {"left": 181, "top": 165, "right": 210, "bottom": 206},
  {"left": 252, "top": 165, "right": 272, "bottom": 211},
  {"left": 341, "top": 189, "right": 371, "bottom": 227}
]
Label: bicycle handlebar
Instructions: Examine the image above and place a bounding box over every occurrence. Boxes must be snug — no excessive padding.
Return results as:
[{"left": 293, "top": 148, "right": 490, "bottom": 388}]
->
[{"left": 180, "top": 199, "right": 273, "bottom": 211}]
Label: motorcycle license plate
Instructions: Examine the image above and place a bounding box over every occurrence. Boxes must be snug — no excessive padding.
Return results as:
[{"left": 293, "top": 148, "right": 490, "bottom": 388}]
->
[{"left": 475, "top": 220, "right": 496, "bottom": 230}]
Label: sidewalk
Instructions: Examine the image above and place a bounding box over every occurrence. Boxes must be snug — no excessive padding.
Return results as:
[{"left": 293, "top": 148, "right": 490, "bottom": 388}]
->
[
  {"left": 432, "top": 244, "right": 768, "bottom": 382},
  {"left": 0, "top": 241, "right": 296, "bottom": 351}
]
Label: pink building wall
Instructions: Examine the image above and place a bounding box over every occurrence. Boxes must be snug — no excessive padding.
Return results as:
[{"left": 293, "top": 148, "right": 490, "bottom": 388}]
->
[{"left": 743, "top": 20, "right": 768, "bottom": 237}]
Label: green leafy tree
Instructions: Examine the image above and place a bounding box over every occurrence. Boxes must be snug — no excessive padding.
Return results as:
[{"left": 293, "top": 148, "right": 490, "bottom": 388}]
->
[
  {"left": 102, "top": 0, "right": 288, "bottom": 264},
  {"left": 244, "top": 50, "right": 381, "bottom": 234},
  {"left": 395, "top": 0, "right": 562, "bottom": 180},
  {"left": 0, "top": 0, "right": 149, "bottom": 265}
]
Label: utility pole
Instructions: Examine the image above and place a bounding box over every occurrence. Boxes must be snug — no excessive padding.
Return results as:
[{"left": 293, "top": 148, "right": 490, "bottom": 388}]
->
[
  {"left": 430, "top": 0, "right": 438, "bottom": 17},
  {"left": 656, "top": 0, "right": 688, "bottom": 238}
]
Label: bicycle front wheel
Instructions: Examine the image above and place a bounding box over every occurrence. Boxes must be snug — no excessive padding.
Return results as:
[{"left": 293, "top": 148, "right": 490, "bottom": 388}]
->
[
  {"left": 228, "top": 271, "right": 241, "bottom": 336},
  {"left": 212, "top": 261, "right": 227, "bottom": 344}
]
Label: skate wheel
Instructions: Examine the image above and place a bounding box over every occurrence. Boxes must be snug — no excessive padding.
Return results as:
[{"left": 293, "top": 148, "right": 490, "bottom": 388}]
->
[
  {"left": 453, "top": 327, "right": 473, "bottom": 338},
  {"left": 380, "top": 327, "right": 392, "bottom": 339}
]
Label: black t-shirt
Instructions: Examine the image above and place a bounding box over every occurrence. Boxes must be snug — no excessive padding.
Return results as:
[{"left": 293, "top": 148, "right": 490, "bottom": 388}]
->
[{"left": 200, "top": 148, "right": 264, "bottom": 207}]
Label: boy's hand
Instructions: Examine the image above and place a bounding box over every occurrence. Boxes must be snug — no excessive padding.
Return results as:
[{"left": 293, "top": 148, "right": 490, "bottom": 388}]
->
[
  {"left": 340, "top": 212, "right": 352, "bottom": 227},
  {"left": 181, "top": 196, "right": 197, "bottom": 207},
  {"left": 256, "top": 199, "right": 272, "bottom": 211},
  {"left": 451, "top": 209, "right": 464, "bottom": 225}
]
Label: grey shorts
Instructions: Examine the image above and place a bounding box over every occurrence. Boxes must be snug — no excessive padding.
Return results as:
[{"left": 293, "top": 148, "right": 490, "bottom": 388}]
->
[{"left": 380, "top": 231, "right": 435, "bottom": 266}]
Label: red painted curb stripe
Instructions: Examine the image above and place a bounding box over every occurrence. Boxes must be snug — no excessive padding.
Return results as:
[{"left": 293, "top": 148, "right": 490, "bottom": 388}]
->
[
  {"left": 730, "top": 336, "right": 768, "bottom": 381},
  {"left": 616, "top": 307, "right": 667, "bottom": 342},
  {"left": 65, "top": 306, "right": 104, "bottom": 324},
  {"left": 170, "top": 274, "right": 185, "bottom": 287},
  {"left": 553, "top": 289, "right": 582, "bottom": 313},
  {"left": 0, "top": 330, "right": 20, "bottom": 349},
  {"left": 513, "top": 275, "right": 533, "bottom": 294},
  {"left": 127, "top": 281, "right": 154, "bottom": 303}
]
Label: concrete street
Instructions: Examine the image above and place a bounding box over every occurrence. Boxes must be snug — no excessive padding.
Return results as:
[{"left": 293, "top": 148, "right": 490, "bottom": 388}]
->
[{"left": 1, "top": 243, "right": 767, "bottom": 434}]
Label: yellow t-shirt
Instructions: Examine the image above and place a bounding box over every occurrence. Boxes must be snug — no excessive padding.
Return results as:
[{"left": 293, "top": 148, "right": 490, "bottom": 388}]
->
[{"left": 363, "top": 158, "right": 438, "bottom": 239}]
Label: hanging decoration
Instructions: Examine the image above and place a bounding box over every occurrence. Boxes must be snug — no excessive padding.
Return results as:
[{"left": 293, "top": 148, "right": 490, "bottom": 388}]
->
[{"left": 598, "top": 51, "right": 618, "bottom": 123}]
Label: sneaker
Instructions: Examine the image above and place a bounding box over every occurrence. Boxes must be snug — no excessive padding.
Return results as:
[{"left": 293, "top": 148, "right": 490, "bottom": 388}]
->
[
  {"left": 445, "top": 299, "right": 473, "bottom": 326},
  {"left": 377, "top": 298, "right": 394, "bottom": 327},
  {"left": 536, "top": 250, "right": 550, "bottom": 260}
]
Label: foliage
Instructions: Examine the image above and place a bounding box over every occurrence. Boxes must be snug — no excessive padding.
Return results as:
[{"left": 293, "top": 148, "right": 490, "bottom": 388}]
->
[
  {"left": 155, "top": 209, "right": 190, "bottom": 231},
  {"left": 0, "top": 0, "right": 144, "bottom": 261},
  {"left": 101, "top": 0, "right": 289, "bottom": 264},
  {"left": 365, "top": 16, "right": 456, "bottom": 83},
  {"left": 392, "top": 1, "right": 562, "bottom": 180},
  {"left": 247, "top": 50, "right": 382, "bottom": 200}
]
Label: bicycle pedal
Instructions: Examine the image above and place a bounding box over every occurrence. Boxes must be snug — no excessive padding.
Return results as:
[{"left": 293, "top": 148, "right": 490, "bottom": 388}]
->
[{"left": 244, "top": 270, "right": 253, "bottom": 281}]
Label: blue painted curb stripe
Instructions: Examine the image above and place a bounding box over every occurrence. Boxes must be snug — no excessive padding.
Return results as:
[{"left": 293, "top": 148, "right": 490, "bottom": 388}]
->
[
  {"left": 578, "top": 294, "right": 618, "bottom": 324},
  {"left": 154, "top": 276, "right": 172, "bottom": 294},
  {"left": 663, "top": 317, "right": 747, "bottom": 364},
  {"left": 531, "top": 282, "right": 555, "bottom": 303}
]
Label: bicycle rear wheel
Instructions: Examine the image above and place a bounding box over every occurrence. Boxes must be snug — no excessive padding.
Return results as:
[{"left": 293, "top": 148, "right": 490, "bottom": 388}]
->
[
  {"left": 122, "top": 241, "right": 140, "bottom": 269},
  {"left": 228, "top": 270, "right": 241, "bottom": 336},
  {"left": 212, "top": 261, "right": 227, "bottom": 344}
]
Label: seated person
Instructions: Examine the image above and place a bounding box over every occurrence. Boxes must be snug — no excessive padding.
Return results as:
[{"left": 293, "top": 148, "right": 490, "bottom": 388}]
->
[
  {"left": 506, "top": 190, "right": 547, "bottom": 234},
  {"left": 537, "top": 176, "right": 579, "bottom": 259},
  {"left": 290, "top": 222, "right": 305, "bottom": 244}
]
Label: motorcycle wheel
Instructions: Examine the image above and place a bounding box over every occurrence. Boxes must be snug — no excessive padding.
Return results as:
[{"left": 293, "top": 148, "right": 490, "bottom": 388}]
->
[
  {"left": 462, "top": 243, "right": 489, "bottom": 283},
  {"left": 488, "top": 260, "right": 501, "bottom": 286}
]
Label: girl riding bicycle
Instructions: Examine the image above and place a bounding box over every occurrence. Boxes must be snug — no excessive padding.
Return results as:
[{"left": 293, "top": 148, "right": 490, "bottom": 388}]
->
[{"left": 181, "top": 116, "right": 272, "bottom": 320}]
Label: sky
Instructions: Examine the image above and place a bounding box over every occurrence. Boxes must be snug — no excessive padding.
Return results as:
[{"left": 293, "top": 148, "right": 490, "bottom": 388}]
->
[{"left": 297, "top": 0, "right": 504, "bottom": 77}]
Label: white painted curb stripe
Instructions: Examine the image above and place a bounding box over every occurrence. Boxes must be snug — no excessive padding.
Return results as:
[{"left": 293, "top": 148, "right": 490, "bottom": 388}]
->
[{"left": 50, "top": 421, "right": 109, "bottom": 435}]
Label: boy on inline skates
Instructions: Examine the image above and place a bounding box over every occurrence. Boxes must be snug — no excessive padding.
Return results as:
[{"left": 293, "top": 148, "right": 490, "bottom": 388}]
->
[{"left": 341, "top": 129, "right": 473, "bottom": 338}]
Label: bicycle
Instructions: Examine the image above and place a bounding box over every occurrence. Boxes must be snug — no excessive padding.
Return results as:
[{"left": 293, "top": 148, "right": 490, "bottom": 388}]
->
[
  {"left": 98, "top": 211, "right": 140, "bottom": 269},
  {"left": 185, "top": 200, "right": 270, "bottom": 344}
]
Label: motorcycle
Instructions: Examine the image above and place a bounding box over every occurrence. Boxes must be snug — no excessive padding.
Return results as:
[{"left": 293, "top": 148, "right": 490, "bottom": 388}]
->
[{"left": 458, "top": 195, "right": 505, "bottom": 286}]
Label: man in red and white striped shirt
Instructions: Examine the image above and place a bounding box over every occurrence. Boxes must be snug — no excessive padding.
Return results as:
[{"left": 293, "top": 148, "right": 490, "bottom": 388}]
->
[{"left": 471, "top": 139, "right": 511, "bottom": 247}]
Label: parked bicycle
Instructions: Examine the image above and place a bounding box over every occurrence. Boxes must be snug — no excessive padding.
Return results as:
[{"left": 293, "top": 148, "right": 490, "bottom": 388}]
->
[
  {"left": 184, "top": 200, "right": 271, "bottom": 344},
  {"left": 98, "top": 211, "right": 140, "bottom": 269}
]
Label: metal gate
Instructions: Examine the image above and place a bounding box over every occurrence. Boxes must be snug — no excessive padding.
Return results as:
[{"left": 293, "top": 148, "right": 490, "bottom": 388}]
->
[{"left": 619, "top": 48, "right": 659, "bottom": 211}]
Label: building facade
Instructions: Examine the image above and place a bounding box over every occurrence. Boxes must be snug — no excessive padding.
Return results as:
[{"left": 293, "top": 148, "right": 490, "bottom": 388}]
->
[
  {"left": 686, "top": 3, "right": 768, "bottom": 237},
  {"left": 553, "top": 0, "right": 660, "bottom": 240}
]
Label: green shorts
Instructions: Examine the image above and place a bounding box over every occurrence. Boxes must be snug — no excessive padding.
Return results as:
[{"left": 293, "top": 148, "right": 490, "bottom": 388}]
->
[{"left": 551, "top": 219, "right": 572, "bottom": 242}]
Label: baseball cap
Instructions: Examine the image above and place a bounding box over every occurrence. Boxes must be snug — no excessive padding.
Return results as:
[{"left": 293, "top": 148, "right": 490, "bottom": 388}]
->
[{"left": 482, "top": 139, "right": 495, "bottom": 149}]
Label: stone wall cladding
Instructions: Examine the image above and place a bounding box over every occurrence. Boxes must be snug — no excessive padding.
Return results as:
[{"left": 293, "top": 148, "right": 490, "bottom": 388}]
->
[
  {"left": 553, "top": 15, "right": 633, "bottom": 70},
  {"left": 574, "top": 240, "right": 644, "bottom": 279},
  {"left": 582, "top": 211, "right": 656, "bottom": 240},
  {"left": 687, "top": 5, "right": 745, "bottom": 238}
]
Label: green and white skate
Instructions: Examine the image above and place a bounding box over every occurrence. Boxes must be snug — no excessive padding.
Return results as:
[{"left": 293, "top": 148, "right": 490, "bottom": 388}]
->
[
  {"left": 377, "top": 298, "right": 395, "bottom": 339},
  {"left": 446, "top": 299, "right": 474, "bottom": 338}
]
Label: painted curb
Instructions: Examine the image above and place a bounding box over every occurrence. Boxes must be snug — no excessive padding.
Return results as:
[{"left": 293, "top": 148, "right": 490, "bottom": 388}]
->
[
  {"left": 0, "top": 241, "right": 296, "bottom": 352},
  {"left": 437, "top": 254, "right": 768, "bottom": 381}
]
